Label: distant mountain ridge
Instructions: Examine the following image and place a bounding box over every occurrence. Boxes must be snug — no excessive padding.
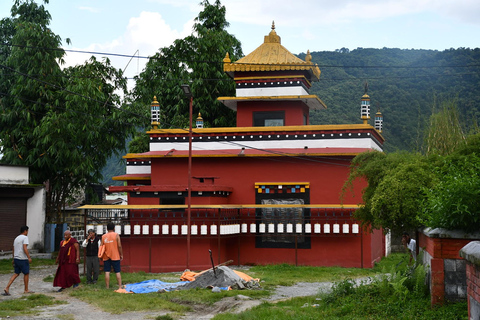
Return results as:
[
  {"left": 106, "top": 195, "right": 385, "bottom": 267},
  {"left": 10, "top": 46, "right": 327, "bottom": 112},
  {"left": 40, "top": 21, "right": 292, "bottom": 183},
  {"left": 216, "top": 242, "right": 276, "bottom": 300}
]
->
[{"left": 303, "top": 47, "right": 480, "bottom": 152}]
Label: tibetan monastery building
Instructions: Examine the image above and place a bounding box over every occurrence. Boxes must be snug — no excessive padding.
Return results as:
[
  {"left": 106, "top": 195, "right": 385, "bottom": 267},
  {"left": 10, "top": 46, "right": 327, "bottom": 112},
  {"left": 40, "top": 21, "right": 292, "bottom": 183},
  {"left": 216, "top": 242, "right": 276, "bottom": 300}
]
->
[{"left": 84, "top": 24, "right": 385, "bottom": 272}]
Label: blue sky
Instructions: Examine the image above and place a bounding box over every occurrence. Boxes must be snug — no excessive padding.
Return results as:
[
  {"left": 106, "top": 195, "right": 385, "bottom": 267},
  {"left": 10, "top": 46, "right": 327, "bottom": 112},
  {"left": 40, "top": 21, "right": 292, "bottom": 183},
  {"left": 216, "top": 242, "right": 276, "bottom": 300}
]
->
[{"left": 1, "top": 0, "right": 479, "bottom": 81}]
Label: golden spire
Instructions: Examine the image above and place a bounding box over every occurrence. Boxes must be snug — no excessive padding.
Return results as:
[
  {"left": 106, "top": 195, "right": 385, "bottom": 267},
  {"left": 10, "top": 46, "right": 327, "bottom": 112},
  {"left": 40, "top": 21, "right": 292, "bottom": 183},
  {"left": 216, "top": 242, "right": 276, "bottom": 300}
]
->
[
  {"left": 305, "top": 50, "right": 312, "bottom": 63},
  {"left": 223, "top": 52, "right": 231, "bottom": 63},
  {"left": 265, "top": 20, "right": 280, "bottom": 44}
]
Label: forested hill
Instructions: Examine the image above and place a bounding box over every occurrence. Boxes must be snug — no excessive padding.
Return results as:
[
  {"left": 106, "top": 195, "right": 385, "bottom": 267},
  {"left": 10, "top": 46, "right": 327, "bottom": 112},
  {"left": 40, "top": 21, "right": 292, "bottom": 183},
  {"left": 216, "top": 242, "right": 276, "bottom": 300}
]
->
[{"left": 301, "top": 47, "right": 480, "bottom": 152}]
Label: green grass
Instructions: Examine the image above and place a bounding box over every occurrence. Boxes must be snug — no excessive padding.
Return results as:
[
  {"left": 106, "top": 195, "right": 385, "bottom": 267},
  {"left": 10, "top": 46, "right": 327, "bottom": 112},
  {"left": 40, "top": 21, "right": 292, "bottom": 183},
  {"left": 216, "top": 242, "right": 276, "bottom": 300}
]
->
[
  {"left": 1, "top": 253, "right": 468, "bottom": 319},
  {"left": 66, "top": 253, "right": 409, "bottom": 315},
  {"left": 244, "top": 253, "right": 408, "bottom": 288},
  {"left": 211, "top": 256, "right": 468, "bottom": 320},
  {"left": 212, "top": 295, "right": 467, "bottom": 320},
  {"left": 0, "top": 294, "right": 66, "bottom": 318},
  {"left": 69, "top": 272, "right": 269, "bottom": 314},
  {"left": 0, "top": 258, "right": 56, "bottom": 274}
]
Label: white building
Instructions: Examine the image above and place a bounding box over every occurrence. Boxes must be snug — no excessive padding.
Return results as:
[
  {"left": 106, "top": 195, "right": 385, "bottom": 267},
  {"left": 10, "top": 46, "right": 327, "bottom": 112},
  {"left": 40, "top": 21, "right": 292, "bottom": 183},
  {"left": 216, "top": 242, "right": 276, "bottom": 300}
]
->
[{"left": 0, "top": 164, "right": 46, "bottom": 252}]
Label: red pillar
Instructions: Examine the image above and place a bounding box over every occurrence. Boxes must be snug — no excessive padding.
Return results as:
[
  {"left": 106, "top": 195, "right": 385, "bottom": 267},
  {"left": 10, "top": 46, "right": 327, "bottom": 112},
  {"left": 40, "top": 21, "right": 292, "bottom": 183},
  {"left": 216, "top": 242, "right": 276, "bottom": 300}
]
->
[{"left": 431, "top": 258, "right": 445, "bottom": 305}]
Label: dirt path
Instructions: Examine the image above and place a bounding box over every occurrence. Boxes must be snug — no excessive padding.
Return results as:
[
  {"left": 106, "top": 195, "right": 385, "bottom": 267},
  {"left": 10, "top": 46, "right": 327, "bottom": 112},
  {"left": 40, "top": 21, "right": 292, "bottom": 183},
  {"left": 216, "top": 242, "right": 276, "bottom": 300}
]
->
[{"left": 0, "top": 264, "right": 341, "bottom": 320}]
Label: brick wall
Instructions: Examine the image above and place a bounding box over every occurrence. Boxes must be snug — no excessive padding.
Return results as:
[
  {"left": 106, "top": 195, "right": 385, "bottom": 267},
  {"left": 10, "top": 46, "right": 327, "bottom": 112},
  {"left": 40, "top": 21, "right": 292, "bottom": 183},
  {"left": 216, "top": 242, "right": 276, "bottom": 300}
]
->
[
  {"left": 460, "top": 241, "right": 480, "bottom": 320},
  {"left": 420, "top": 228, "right": 480, "bottom": 306}
]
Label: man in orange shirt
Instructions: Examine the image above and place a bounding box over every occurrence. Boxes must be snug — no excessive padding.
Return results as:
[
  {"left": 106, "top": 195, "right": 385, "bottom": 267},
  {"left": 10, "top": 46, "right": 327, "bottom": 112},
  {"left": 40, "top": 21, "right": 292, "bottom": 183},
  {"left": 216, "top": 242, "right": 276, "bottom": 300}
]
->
[{"left": 101, "top": 223, "right": 123, "bottom": 290}]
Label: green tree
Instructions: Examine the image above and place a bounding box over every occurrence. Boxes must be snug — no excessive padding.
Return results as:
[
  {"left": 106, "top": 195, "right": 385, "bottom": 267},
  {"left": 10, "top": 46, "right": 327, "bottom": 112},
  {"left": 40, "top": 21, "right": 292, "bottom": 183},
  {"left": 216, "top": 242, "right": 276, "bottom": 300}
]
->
[
  {"left": 420, "top": 154, "right": 480, "bottom": 232},
  {"left": 343, "top": 151, "right": 437, "bottom": 232},
  {"left": 0, "top": 0, "right": 144, "bottom": 222},
  {"left": 424, "top": 99, "right": 466, "bottom": 155},
  {"left": 129, "top": 0, "right": 243, "bottom": 151}
]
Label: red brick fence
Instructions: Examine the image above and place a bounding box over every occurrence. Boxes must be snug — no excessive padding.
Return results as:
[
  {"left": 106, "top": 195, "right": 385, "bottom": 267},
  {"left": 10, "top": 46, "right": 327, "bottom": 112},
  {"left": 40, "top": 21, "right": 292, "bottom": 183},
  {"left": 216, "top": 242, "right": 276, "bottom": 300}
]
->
[
  {"left": 419, "top": 228, "right": 480, "bottom": 306},
  {"left": 459, "top": 241, "right": 480, "bottom": 320}
]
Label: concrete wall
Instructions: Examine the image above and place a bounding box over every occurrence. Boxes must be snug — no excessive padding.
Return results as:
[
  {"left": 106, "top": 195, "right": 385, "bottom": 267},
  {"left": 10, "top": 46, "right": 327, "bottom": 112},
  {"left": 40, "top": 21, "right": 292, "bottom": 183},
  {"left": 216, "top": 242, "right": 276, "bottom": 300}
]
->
[
  {"left": 460, "top": 241, "right": 480, "bottom": 320},
  {"left": 26, "top": 186, "right": 46, "bottom": 249},
  {"left": 0, "top": 164, "right": 46, "bottom": 251},
  {"left": 0, "top": 164, "right": 29, "bottom": 184}
]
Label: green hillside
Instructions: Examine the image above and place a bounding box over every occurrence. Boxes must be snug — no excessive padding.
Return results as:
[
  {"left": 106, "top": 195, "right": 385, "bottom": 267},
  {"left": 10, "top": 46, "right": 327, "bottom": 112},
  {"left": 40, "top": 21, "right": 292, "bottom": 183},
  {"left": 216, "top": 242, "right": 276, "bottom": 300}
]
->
[{"left": 303, "top": 47, "right": 480, "bottom": 152}]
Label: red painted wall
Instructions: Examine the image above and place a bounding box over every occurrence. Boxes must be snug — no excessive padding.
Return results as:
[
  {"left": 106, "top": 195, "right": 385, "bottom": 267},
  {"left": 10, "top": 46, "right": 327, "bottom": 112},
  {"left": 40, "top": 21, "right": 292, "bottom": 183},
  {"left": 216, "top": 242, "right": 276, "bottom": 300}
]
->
[
  {"left": 111, "top": 155, "right": 381, "bottom": 271},
  {"left": 151, "top": 156, "right": 361, "bottom": 205},
  {"left": 236, "top": 101, "right": 309, "bottom": 127},
  {"left": 370, "top": 228, "right": 385, "bottom": 267}
]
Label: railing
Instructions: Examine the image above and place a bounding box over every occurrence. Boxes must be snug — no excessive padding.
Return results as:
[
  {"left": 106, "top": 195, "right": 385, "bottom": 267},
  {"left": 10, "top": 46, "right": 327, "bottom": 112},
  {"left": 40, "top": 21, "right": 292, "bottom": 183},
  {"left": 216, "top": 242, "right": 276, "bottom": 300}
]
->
[{"left": 80, "top": 205, "right": 362, "bottom": 238}]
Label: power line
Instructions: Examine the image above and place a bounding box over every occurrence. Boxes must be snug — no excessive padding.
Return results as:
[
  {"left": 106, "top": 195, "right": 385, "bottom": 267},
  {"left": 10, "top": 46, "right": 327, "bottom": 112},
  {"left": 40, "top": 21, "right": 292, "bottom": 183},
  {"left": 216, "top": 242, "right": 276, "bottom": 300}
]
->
[{"left": 2, "top": 43, "right": 480, "bottom": 69}]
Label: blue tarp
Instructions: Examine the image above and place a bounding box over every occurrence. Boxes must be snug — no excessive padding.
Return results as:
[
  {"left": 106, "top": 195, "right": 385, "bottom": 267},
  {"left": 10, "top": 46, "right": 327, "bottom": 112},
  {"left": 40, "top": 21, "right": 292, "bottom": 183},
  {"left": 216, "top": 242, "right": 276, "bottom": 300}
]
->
[{"left": 124, "top": 279, "right": 190, "bottom": 293}]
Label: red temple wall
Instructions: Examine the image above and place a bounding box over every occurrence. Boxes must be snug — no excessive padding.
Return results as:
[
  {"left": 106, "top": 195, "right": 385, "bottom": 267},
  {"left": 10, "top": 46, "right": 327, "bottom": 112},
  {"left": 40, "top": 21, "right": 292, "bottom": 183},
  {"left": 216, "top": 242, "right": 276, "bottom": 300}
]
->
[{"left": 236, "top": 101, "right": 309, "bottom": 127}]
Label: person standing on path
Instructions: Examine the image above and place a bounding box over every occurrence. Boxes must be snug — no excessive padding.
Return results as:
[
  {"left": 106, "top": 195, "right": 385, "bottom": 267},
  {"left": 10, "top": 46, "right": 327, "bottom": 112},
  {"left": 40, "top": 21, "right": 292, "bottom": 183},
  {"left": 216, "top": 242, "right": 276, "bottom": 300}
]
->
[
  {"left": 2, "top": 226, "right": 34, "bottom": 295},
  {"left": 82, "top": 229, "right": 101, "bottom": 284},
  {"left": 54, "top": 230, "right": 81, "bottom": 292},
  {"left": 402, "top": 232, "right": 417, "bottom": 263},
  {"left": 101, "top": 222, "right": 123, "bottom": 290}
]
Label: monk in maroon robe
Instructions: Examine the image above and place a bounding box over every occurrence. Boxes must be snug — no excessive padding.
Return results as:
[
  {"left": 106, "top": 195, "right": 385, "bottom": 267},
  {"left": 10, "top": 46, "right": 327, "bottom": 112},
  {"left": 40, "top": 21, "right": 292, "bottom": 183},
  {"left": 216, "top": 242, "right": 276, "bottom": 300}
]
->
[{"left": 54, "top": 230, "right": 80, "bottom": 291}]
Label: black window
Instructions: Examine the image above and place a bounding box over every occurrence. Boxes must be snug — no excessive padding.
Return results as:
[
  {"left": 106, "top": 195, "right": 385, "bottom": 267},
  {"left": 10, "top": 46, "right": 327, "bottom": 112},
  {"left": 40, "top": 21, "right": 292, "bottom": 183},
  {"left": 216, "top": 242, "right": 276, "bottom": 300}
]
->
[
  {"left": 255, "top": 186, "right": 310, "bottom": 249},
  {"left": 253, "top": 111, "right": 285, "bottom": 127}
]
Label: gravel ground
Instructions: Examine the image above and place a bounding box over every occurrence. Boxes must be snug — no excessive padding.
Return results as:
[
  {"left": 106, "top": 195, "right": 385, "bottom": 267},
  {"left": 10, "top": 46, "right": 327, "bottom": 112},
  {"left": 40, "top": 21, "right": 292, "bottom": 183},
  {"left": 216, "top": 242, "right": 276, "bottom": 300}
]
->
[{"left": 0, "top": 263, "right": 355, "bottom": 320}]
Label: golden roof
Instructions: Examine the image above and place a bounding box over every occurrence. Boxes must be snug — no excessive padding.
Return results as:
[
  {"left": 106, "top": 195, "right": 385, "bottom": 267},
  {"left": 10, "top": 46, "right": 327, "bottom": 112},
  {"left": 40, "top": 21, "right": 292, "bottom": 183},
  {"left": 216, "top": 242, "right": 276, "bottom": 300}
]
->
[{"left": 223, "top": 22, "right": 321, "bottom": 81}]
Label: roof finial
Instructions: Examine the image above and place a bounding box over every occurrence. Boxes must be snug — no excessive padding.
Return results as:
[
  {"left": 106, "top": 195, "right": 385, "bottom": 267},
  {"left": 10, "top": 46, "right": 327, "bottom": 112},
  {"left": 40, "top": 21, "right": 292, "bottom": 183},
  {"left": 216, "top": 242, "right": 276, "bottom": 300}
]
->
[
  {"left": 305, "top": 50, "right": 312, "bottom": 63},
  {"left": 223, "top": 52, "right": 231, "bottom": 63},
  {"left": 364, "top": 81, "right": 369, "bottom": 95},
  {"left": 265, "top": 20, "right": 280, "bottom": 43}
]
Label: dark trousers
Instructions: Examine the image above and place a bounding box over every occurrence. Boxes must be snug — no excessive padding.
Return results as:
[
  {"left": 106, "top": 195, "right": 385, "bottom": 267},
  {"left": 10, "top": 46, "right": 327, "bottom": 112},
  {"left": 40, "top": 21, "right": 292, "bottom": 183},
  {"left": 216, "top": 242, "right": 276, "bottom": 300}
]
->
[{"left": 85, "top": 256, "right": 100, "bottom": 282}]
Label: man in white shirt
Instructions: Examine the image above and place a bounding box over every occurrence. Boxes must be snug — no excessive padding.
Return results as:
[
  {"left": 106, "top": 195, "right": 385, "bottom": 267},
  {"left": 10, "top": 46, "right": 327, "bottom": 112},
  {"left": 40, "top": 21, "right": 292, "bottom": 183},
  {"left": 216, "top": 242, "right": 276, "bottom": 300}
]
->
[
  {"left": 402, "top": 232, "right": 417, "bottom": 263},
  {"left": 2, "top": 226, "right": 33, "bottom": 295}
]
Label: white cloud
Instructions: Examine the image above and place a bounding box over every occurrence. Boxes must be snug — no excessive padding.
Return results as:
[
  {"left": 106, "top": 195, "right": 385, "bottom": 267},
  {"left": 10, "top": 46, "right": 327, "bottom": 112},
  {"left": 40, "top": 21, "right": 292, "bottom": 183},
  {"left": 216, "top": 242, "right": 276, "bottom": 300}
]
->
[
  {"left": 61, "top": 10, "right": 194, "bottom": 90},
  {"left": 62, "top": 11, "right": 193, "bottom": 63}
]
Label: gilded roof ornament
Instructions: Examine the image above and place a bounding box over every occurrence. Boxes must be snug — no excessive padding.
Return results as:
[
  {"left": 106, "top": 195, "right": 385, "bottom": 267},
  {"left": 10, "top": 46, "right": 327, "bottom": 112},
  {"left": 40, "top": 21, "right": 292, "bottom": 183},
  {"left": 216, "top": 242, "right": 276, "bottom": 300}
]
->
[
  {"left": 305, "top": 50, "right": 312, "bottom": 63},
  {"left": 223, "top": 52, "right": 231, "bottom": 63},
  {"left": 265, "top": 20, "right": 280, "bottom": 44}
]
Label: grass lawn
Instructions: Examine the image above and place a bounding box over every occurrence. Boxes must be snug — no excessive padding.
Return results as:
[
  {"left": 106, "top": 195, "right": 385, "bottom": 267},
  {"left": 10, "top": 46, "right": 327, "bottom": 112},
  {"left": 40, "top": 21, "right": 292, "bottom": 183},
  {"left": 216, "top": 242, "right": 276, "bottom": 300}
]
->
[
  {"left": 0, "top": 257, "right": 56, "bottom": 274},
  {"left": 66, "top": 255, "right": 400, "bottom": 314},
  {"left": 0, "top": 294, "right": 66, "bottom": 318},
  {"left": 211, "top": 294, "right": 467, "bottom": 320}
]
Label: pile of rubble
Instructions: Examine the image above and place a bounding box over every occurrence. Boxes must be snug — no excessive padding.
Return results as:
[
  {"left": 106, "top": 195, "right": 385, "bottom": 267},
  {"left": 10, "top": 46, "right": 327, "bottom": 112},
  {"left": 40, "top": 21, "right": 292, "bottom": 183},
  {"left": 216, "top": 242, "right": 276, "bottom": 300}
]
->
[{"left": 178, "top": 266, "right": 260, "bottom": 291}]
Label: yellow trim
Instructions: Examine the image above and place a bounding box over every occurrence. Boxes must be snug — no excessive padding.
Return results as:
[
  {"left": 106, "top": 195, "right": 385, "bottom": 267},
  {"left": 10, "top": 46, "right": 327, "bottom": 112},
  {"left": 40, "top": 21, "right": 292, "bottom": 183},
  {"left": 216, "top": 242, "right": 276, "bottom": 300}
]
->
[
  {"left": 147, "top": 123, "right": 373, "bottom": 134},
  {"left": 79, "top": 204, "right": 361, "bottom": 209},
  {"left": 123, "top": 152, "right": 367, "bottom": 159}
]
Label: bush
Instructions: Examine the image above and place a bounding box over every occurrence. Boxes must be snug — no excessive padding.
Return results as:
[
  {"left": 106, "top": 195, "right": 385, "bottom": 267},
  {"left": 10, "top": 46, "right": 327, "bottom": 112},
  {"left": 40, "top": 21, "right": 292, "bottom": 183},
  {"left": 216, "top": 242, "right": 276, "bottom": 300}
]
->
[{"left": 421, "top": 154, "right": 480, "bottom": 233}]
